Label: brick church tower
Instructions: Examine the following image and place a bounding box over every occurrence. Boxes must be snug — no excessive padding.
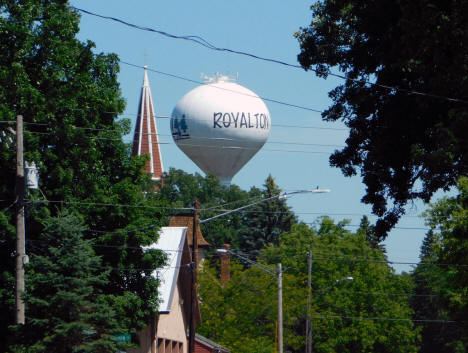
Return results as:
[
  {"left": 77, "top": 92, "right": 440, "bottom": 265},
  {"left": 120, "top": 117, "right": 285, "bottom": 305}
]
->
[{"left": 132, "top": 66, "right": 164, "bottom": 181}]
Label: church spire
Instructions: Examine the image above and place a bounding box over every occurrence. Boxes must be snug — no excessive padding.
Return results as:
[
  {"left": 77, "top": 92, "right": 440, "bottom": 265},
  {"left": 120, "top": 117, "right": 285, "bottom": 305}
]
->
[{"left": 132, "top": 66, "right": 164, "bottom": 180}]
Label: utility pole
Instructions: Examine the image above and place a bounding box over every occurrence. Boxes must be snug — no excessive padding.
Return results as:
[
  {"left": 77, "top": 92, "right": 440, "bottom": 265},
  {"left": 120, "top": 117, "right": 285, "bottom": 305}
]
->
[
  {"left": 15, "top": 115, "right": 25, "bottom": 324},
  {"left": 189, "top": 199, "right": 199, "bottom": 353},
  {"left": 277, "top": 263, "right": 283, "bottom": 353},
  {"left": 306, "top": 249, "right": 312, "bottom": 353},
  {"left": 203, "top": 190, "right": 329, "bottom": 353}
]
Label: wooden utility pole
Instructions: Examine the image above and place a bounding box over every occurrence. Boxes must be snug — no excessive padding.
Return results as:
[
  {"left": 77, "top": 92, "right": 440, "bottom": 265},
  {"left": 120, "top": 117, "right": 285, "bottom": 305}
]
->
[
  {"left": 189, "top": 199, "right": 199, "bottom": 353},
  {"left": 277, "top": 263, "right": 283, "bottom": 353},
  {"left": 15, "top": 115, "right": 25, "bottom": 324},
  {"left": 306, "top": 250, "right": 312, "bottom": 353}
]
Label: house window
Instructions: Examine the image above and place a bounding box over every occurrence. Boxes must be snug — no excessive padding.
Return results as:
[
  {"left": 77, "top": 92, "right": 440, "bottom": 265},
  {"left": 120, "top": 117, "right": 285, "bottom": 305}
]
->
[{"left": 156, "top": 338, "right": 183, "bottom": 353}]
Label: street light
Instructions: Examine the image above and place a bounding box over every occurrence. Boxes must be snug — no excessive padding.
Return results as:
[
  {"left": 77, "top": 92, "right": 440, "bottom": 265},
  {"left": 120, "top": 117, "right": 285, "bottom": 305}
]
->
[
  {"left": 199, "top": 189, "right": 330, "bottom": 224},
  {"left": 189, "top": 188, "right": 330, "bottom": 353}
]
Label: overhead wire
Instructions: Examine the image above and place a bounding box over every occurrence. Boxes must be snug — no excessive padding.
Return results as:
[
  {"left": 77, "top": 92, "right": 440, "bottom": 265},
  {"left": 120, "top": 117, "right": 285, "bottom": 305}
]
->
[
  {"left": 27, "top": 199, "right": 194, "bottom": 211},
  {"left": 24, "top": 129, "right": 337, "bottom": 155},
  {"left": 320, "top": 289, "right": 438, "bottom": 298},
  {"left": 200, "top": 266, "right": 277, "bottom": 323},
  {"left": 122, "top": 61, "right": 323, "bottom": 112},
  {"left": 200, "top": 194, "right": 267, "bottom": 212},
  {"left": 24, "top": 239, "right": 465, "bottom": 298},
  {"left": 20, "top": 189, "right": 428, "bottom": 230},
  {"left": 24, "top": 198, "right": 429, "bottom": 231},
  {"left": 2, "top": 118, "right": 350, "bottom": 131},
  {"left": 1, "top": 197, "right": 17, "bottom": 212},
  {"left": 21, "top": 125, "right": 344, "bottom": 150},
  {"left": 304, "top": 221, "right": 429, "bottom": 231},
  {"left": 202, "top": 247, "right": 461, "bottom": 324},
  {"left": 199, "top": 273, "right": 458, "bottom": 325},
  {"left": 25, "top": 237, "right": 467, "bottom": 302},
  {"left": 73, "top": 6, "right": 468, "bottom": 105},
  {"left": 310, "top": 255, "right": 468, "bottom": 268},
  {"left": 312, "top": 314, "right": 458, "bottom": 324},
  {"left": 222, "top": 244, "right": 468, "bottom": 268}
]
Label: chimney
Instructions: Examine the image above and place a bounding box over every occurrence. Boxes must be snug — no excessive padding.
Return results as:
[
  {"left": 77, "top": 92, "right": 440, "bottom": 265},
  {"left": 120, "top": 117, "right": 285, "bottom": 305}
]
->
[{"left": 220, "top": 244, "right": 230, "bottom": 285}]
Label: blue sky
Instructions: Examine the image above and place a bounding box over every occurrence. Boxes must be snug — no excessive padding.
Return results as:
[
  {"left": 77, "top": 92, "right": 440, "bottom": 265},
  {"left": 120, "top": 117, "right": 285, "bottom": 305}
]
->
[{"left": 70, "top": 0, "right": 433, "bottom": 272}]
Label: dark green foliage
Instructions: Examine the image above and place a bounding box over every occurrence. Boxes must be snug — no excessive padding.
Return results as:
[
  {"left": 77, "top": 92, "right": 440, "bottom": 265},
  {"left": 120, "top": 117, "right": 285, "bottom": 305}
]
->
[
  {"left": 264, "top": 220, "right": 419, "bottom": 353},
  {"left": 411, "top": 177, "right": 468, "bottom": 351},
  {"left": 357, "top": 215, "right": 385, "bottom": 253},
  {"left": 237, "top": 175, "right": 297, "bottom": 258},
  {"left": 198, "top": 262, "right": 277, "bottom": 353},
  {"left": 296, "top": 0, "right": 468, "bottom": 240},
  {"left": 198, "top": 219, "right": 419, "bottom": 353},
  {"left": 0, "top": 1, "right": 166, "bottom": 350},
  {"left": 157, "top": 170, "right": 296, "bottom": 257},
  {"left": 10, "top": 211, "right": 129, "bottom": 353}
]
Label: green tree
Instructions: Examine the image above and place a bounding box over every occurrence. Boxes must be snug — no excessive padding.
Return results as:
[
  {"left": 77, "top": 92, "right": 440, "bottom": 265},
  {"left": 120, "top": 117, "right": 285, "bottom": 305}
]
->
[
  {"left": 198, "top": 219, "right": 419, "bottom": 353},
  {"left": 238, "top": 175, "right": 297, "bottom": 258},
  {"left": 197, "top": 261, "right": 277, "bottom": 353},
  {"left": 158, "top": 170, "right": 296, "bottom": 255},
  {"left": 263, "top": 220, "right": 419, "bottom": 353},
  {"left": 157, "top": 168, "right": 254, "bottom": 246},
  {"left": 412, "top": 177, "right": 468, "bottom": 351},
  {"left": 11, "top": 211, "right": 129, "bottom": 353},
  {"left": 296, "top": 0, "right": 468, "bottom": 239},
  {"left": 0, "top": 1, "right": 166, "bottom": 349},
  {"left": 357, "top": 215, "right": 385, "bottom": 253}
]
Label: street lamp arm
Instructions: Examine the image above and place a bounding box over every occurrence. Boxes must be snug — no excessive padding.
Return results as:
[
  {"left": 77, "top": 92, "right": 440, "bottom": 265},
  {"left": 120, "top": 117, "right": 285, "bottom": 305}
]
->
[
  {"left": 199, "top": 189, "right": 330, "bottom": 224},
  {"left": 199, "top": 193, "right": 281, "bottom": 224}
]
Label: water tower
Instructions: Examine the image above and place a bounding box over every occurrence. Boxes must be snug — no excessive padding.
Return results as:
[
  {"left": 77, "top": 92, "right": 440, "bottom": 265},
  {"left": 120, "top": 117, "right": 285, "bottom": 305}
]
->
[{"left": 171, "top": 74, "right": 271, "bottom": 185}]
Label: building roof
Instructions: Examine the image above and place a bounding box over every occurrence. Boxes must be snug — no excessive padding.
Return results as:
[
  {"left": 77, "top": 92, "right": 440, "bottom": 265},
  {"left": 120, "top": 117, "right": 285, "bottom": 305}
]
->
[
  {"left": 132, "top": 66, "right": 164, "bottom": 180},
  {"left": 169, "top": 215, "right": 210, "bottom": 247},
  {"left": 145, "top": 227, "right": 187, "bottom": 312},
  {"left": 195, "top": 333, "right": 231, "bottom": 353},
  {"left": 144, "top": 226, "right": 201, "bottom": 324}
]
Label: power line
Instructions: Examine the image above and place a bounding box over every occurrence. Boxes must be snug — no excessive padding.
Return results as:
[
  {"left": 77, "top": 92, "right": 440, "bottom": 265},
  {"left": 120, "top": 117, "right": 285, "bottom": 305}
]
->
[
  {"left": 310, "top": 255, "right": 468, "bottom": 268},
  {"left": 313, "top": 314, "right": 458, "bottom": 324},
  {"left": 227, "top": 245, "right": 467, "bottom": 268},
  {"left": 304, "top": 221, "right": 429, "bottom": 231},
  {"left": 27, "top": 199, "right": 193, "bottom": 211},
  {"left": 122, "top": 61, "right": 323, "bottom": 113},
  {"left": 201, "top": 194, "right": 267, "bottom": 212},
  {"left": 74, "top": 7, "right": 468, "bottom": 105},
  {"left": 56, "top": 239, "right": 462, "bottom": 296},
  {"left": 23, "top": 127, "right": 344, "bottom": 149},
  {"left": 24, "top": 129, "right": 336, "bottom": 155},
  {"left": 320, "top": 289, "right": 437, "bottom": 298},
  {"left": 23, "top": 197, "right": 428, "bottom": 228},
  {"left": 2, "top": 118, "right": 349, "bottom": 131},
  {"left": 26, "top": 238, "right": 186, "bottom": 253},
  {"left": 86, "top": 224, "right": 158, "bottom": 235},
  {"left": 3, "top": 124, "right": 348, "bottom": 148},
  {"left": 200, "top": 209, "right": 423, "bottom": 221}
]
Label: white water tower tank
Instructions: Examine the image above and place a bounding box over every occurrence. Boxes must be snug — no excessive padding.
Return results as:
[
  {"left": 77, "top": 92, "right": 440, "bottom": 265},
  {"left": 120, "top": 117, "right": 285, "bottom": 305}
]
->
[{"left": 171, "top": 74, "right": 271, "bottom": 185}]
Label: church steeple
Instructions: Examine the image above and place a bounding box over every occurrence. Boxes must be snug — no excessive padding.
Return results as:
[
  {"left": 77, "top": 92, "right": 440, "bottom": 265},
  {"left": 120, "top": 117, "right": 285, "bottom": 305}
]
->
[{"left": 132, "top": 66, "right": 164, "bottom": 180}]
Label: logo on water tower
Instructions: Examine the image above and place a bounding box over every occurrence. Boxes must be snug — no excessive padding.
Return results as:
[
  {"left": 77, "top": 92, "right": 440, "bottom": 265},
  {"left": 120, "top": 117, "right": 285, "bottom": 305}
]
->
[{"left": 171, "top": 114, "right": 190, "bottom": 140}]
